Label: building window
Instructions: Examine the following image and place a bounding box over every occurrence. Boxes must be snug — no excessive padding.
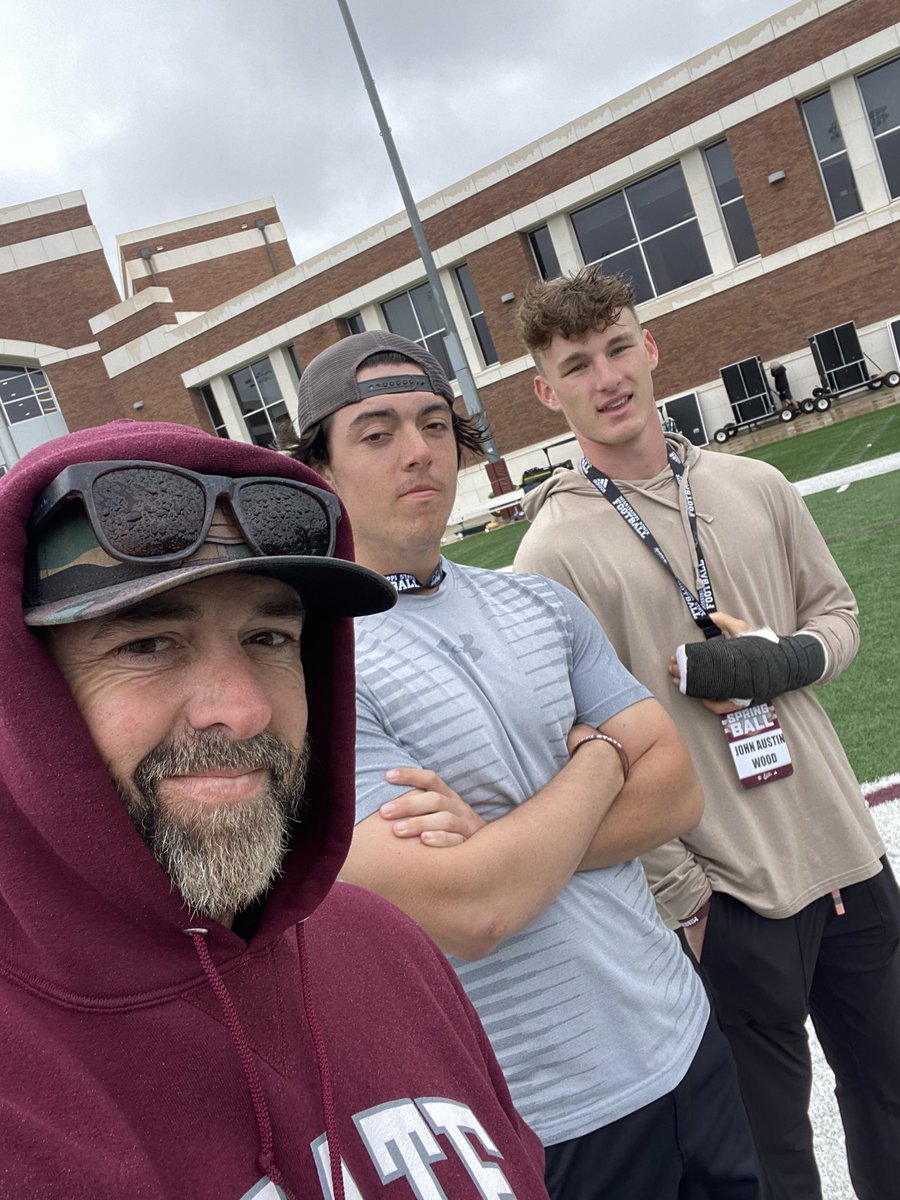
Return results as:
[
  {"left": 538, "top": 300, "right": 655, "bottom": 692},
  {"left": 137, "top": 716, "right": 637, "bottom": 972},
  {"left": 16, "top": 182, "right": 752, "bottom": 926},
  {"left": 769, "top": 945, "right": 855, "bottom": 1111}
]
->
[
  {"left": 571, "top": 162, "right": 713, "bottom": 303},
  {"left": 382, "top": 283, "right": 454, "bottom": 379},
  {"left": 704, "top": 141, "right": 759, "bottom": 262},
  {"left": 858, "top": 57, "right": 900, "bottom": 199},
  {"left": 454, "top": 264, "right": 498, "bottom": 366},
  {"left": 228, "top": 357, "right": 289, "bottom": 446},
  {"left": 346, "top": 313, "right": 366, "bottom": 335},
  {"left": 802, "top": 91, "right": 862, "bottom": 221},
  {"left": 0, "top": 365, "right": 58, "bottom": 426},
  {"left": 528, "top": 226, "right": 561, "bottom": 280},
  {"left": 198, "top": 384, "right": 229, "bottom": 439},
  {"left": 285, "top": 344, "right": 303, "bottom": 384}
]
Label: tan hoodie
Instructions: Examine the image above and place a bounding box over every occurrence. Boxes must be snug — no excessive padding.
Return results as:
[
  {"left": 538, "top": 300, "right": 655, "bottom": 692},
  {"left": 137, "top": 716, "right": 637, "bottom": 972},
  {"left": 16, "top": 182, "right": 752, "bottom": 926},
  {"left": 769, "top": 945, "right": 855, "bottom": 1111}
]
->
[{"left": 515, "top": 435, "right": 883, "bottom": 921}]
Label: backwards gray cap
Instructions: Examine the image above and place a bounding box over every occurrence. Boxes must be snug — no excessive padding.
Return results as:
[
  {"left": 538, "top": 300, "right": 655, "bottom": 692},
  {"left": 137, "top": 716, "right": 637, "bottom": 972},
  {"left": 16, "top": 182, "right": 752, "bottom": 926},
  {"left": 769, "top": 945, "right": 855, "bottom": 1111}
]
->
[{"left": 296, "top": 331, "right": 454, "bottom": 438}]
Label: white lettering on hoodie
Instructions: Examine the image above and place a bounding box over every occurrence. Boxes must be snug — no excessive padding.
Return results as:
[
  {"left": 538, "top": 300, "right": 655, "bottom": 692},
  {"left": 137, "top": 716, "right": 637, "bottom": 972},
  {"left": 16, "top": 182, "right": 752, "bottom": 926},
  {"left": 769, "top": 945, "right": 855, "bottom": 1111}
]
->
[{"left": 308, "top": 1097, "right": 515, "bottom": 1198}]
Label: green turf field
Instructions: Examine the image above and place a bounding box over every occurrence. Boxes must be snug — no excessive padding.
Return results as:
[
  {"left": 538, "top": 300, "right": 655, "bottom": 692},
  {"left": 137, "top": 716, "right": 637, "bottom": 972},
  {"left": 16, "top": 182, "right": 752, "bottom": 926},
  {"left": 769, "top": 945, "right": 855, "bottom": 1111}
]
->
[
  {"left": 443, "top": 519, "right": 531, "bottom": 569},
  {"left": 738, "top": 406, "right": 899, "bottom": 480},
  {"left": 805, "top": 473, "right": 899, "bottom": 783},
  {"left": 444, "top": 410, "right": 899, "bottom": 781}
]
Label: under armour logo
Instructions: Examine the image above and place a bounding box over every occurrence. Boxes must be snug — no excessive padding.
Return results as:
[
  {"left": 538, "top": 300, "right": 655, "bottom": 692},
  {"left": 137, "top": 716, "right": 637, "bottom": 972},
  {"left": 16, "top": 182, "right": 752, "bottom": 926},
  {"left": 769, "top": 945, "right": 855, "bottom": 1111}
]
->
[{"left": 437, "top": 635, "right": 483, "bottom": 661}]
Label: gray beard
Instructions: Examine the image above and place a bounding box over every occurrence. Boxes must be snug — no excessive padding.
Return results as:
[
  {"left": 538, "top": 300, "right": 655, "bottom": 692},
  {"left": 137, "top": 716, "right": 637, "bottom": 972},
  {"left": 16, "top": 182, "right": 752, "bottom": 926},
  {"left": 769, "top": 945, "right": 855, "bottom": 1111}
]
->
[{"left": 117, "top": 731, "right": 309, "bottom": 922}]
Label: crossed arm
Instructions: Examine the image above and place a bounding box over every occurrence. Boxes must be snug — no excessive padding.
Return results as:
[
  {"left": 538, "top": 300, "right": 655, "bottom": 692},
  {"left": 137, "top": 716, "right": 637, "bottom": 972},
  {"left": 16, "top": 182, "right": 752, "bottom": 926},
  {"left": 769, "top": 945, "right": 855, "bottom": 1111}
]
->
[{"left": 340, "top": 698, "right": 702, "bottom": 960}]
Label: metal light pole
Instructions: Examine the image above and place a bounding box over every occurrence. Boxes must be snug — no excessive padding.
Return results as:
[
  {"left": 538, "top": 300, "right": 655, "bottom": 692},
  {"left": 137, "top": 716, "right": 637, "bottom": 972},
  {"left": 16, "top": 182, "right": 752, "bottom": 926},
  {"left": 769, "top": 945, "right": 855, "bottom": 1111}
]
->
[{"left": 334, "top": 0, "right": 500, "bottom": 462}]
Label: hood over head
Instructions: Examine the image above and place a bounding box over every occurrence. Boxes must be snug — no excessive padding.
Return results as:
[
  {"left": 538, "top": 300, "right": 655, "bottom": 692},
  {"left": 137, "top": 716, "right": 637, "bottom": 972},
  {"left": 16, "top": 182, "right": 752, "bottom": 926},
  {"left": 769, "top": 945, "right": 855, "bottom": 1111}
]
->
[{"left": 0, "top": 419, "right": 391, "bottom": 1005}]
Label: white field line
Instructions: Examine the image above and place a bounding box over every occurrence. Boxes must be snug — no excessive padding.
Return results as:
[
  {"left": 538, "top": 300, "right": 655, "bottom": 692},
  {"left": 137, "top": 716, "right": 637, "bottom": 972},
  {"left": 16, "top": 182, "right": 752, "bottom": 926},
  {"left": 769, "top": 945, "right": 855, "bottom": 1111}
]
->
[
  {"left": 814, "top": 406, "right": 897, "bottom": 476},
  {"left": 794, "top": 452, "right": 900, "bottom": 495}
]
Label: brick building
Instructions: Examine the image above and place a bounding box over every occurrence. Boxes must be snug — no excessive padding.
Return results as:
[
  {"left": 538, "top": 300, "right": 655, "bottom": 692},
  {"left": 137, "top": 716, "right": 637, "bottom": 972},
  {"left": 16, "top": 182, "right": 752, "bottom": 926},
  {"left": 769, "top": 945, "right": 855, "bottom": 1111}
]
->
[{"left": 1, "top": 0, "right": 898, "bottom": 515}]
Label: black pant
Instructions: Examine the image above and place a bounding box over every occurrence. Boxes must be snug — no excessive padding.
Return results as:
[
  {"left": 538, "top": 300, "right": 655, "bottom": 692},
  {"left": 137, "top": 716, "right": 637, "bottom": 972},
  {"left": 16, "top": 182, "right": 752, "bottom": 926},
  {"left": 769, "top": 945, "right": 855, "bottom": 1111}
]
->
[
  {"left": 543, "top": 1016, "right": 761, "bottom": 1198},
  {"left": 695, "top": 860, "right": 900, "bottom": 1200}
]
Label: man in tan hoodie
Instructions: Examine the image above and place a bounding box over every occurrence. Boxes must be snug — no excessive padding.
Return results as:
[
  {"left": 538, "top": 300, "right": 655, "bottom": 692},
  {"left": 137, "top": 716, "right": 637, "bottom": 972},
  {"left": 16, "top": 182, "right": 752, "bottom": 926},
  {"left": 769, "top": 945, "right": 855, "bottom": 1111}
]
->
[{"left": 513, "top": 264, "right": 900, "bottom": 1200}]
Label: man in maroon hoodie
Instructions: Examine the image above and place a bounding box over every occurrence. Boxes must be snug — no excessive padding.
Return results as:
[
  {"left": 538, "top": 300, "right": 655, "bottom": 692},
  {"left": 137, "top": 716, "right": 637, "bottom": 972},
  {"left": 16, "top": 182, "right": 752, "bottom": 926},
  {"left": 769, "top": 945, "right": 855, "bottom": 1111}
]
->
[{"left": 0, "top": 420, "right": 549, "bottom": 1199}]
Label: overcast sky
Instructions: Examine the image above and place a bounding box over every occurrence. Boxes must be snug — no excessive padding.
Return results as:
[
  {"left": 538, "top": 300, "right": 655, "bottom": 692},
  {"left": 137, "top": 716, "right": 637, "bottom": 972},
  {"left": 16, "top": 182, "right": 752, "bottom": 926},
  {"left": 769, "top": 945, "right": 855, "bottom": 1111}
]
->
[{"left": 2, "top": 0, "right": 795, "bottom": 288}]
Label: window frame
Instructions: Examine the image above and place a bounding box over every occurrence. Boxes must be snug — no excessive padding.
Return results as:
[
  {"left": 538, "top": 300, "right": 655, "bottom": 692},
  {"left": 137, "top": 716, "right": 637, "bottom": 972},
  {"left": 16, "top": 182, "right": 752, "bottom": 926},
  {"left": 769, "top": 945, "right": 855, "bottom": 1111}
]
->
[
  {"left": 228, "top": 356, "right": 289, "bottom": 446},
  {"left": 856, "top": 56, "right": 900, "bottom": 200},
  {"left": 381, "top": 283, "right": 454, "bottom": 379},
  {"left": 702, "top": 140, "right": 760, "bottom": 264},
  {"left": 453, "top": 263, "right": 498, "bottom": 367},
  {"left": 801, "top": 89, "right": 863, "bottom": 223},
  {"left": 527, "top": 226, "right": 562, "bottom": 280},
  {"left": 198, "top": 383, "right": 229, "bottom": 439},
  {"left": 569, "top": 161, "right": 713, "bottom": 303},
  {"left": 0, "top": 364, "right": 59, "bottom": 426}
]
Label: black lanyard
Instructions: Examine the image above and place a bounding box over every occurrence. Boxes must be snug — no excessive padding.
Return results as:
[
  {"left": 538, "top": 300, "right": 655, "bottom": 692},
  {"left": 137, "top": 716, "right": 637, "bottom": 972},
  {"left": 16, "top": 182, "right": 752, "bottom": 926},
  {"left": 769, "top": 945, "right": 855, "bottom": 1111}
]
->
[
  {"left": 384, "top": 563, "right": 445, "bottom": 593},
  {"left": 580, "top": 447, "right": 720, "bottom": 638}
]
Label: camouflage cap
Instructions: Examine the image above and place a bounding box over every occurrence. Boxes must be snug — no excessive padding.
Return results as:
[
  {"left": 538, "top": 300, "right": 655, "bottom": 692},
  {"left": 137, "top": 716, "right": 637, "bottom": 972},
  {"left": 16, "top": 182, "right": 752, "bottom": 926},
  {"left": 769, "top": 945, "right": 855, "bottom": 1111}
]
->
[{"left": 23, "top": 500, "right": 395, "bottom": 627}]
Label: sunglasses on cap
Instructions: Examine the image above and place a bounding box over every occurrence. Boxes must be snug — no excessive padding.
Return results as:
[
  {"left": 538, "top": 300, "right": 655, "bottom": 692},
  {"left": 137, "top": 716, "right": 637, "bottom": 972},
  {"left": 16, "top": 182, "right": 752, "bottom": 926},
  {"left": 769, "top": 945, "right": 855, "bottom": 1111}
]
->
[{"left": 28, "top": 461, "right": 341, "bottom": 564}]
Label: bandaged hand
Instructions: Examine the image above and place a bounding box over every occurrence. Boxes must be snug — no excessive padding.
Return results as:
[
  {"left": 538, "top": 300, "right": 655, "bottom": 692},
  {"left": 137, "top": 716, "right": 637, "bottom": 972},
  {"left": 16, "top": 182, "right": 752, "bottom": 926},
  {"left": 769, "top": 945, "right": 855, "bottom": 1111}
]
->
[{"left": 672, "top": 612, "right": 826, "bottom": 703}]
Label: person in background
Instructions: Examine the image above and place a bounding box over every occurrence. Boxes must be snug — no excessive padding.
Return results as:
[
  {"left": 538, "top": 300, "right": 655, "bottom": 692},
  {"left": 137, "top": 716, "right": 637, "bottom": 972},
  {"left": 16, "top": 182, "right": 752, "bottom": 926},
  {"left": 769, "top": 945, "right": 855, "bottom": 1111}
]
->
[
  {"left": 769, "top": 361, "right": 795, "bottom": 410},
  {"left": 514, "top": 264, "right": 900, "bottom": 1200}
]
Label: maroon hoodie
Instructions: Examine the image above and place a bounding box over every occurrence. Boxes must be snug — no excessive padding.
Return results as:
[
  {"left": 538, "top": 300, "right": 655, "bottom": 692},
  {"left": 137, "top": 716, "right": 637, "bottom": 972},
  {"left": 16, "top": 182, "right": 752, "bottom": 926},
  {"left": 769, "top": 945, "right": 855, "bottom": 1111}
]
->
[{"left": 0, "top": 422, "right": 547, "bottom": 1199}]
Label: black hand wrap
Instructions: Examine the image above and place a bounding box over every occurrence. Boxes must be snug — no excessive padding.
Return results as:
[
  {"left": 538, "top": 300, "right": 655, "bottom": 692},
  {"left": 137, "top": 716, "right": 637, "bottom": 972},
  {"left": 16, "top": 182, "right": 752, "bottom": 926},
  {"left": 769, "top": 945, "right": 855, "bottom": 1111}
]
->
[{"left": 682, "top": 633, "right": 826, "bottom": 702}]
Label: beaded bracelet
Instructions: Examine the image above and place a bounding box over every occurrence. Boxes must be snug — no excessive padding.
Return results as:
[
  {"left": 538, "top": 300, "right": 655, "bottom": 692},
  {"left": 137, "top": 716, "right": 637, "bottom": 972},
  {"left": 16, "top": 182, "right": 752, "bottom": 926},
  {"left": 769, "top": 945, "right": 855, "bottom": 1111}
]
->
[{"left": 569, "top": 732, "right": 630, "bottom": 780}]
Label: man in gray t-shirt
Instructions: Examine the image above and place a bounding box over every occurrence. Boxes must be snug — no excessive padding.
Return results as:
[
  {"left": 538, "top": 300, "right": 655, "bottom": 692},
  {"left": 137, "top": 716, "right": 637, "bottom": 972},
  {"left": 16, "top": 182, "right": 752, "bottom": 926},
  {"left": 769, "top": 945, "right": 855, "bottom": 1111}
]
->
[{"left": 287, "top": 331, "right": 760, "bottom": 1199}]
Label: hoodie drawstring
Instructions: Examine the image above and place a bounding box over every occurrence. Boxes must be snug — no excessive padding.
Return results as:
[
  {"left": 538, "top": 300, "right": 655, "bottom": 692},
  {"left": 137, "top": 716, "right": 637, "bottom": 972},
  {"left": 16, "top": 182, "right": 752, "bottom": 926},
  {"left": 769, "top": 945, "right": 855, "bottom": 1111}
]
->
[
  {"left": 188, "top": 929, "right": 295, "bottom": 1200},
  {"left": 188, "top": 927, "right": 346, "bottom": 1200},
  {"left": 297, "top": 922, "right": 345, "bottom": 1200}
]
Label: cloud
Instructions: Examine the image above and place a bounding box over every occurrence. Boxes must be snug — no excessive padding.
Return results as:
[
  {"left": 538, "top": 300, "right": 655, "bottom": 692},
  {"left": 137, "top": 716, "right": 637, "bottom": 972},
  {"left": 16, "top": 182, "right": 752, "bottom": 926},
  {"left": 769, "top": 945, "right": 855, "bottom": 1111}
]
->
[{"left": 0, "top": 0, "right": 791, "bottom": 284}]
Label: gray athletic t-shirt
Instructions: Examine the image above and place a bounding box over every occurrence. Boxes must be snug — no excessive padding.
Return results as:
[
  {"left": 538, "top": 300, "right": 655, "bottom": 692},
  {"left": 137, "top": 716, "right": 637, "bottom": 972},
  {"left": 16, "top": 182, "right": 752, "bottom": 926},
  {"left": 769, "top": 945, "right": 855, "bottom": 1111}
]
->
[{"left": 354, "top": 559, "right": 708, "bottom": 1146}]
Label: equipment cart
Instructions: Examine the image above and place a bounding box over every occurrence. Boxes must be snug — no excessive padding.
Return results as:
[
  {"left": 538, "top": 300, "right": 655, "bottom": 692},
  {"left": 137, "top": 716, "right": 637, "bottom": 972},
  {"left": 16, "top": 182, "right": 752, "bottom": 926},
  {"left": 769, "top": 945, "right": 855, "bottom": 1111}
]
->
[
  {"left": 712, "top": 356, "right": 825, "bottom": 444},
  {"left": 807, "top": 321, "right": 900, "bottom": 405}
]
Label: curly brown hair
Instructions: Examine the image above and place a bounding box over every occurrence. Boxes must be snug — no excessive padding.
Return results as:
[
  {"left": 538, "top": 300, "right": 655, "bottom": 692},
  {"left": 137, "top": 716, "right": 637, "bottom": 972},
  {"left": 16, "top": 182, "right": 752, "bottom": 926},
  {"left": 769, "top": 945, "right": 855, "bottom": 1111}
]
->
[{"left": 517, "top": 265, "right": 637, "bottom": 363}]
